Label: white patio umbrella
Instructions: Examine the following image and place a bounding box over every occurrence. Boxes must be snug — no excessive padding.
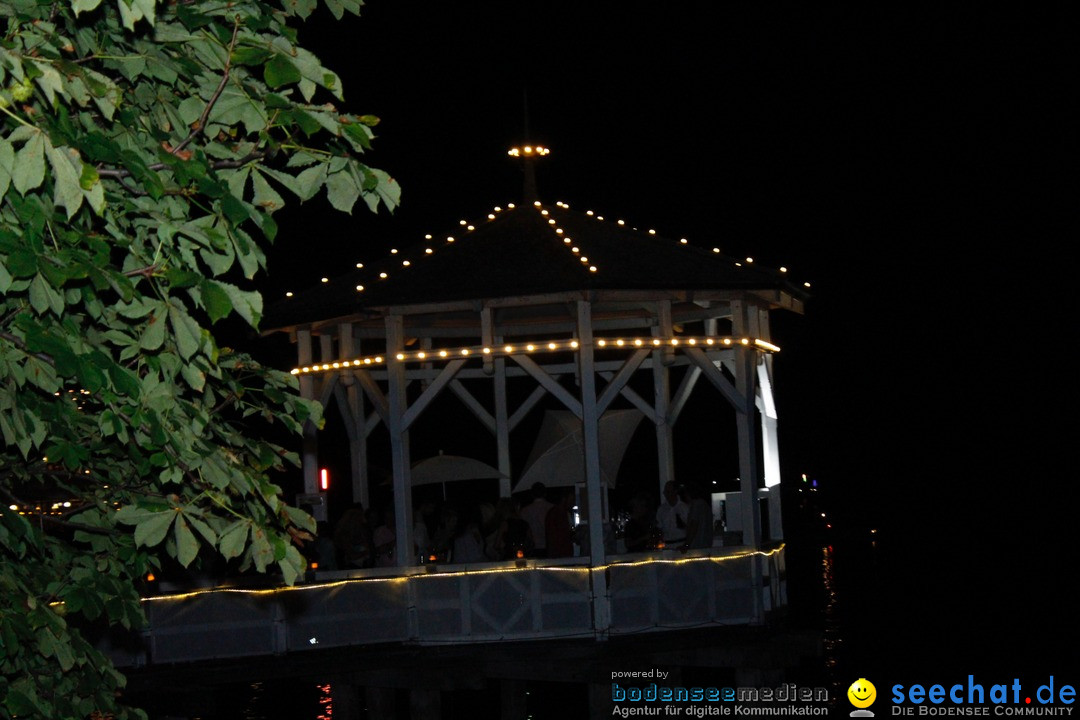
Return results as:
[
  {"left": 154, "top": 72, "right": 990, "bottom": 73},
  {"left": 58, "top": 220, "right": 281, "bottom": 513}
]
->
[
  {"left": 512, "top": 409, "right": 644, "bottom": 492},
  {"left": 410, "top": 453, "right": 508, "bottom": 499}
]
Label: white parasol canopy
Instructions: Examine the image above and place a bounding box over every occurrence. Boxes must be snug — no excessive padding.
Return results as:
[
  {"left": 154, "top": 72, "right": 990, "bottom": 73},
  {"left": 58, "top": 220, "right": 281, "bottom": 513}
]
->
[
  {"left": 410, "top": 453, "right": 508, "bottom": 486},
  {"left": 513, "top": 409, "right": 643, "bottom": 492}
]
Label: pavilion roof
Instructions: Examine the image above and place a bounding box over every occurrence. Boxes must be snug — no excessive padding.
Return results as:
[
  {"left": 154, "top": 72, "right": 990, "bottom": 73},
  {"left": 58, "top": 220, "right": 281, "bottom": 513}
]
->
[{"left": 263, "top": 201, "right": 807, "bottom": 332}]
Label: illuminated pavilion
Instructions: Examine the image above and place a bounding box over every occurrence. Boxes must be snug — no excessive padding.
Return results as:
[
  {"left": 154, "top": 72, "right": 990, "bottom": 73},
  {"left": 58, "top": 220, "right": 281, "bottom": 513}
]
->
[{"left": 118, "top": 148, "right": 813, "bottom": 717}]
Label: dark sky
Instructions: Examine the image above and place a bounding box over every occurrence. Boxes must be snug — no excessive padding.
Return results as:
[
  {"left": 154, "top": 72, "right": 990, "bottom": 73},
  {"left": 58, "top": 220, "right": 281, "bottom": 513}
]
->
[
  {"left": 269, "top": 2, "right": 1058, "bottom": 510},
  {"left": 264, "top": 2, "right": 1071, "bottom": 674}
]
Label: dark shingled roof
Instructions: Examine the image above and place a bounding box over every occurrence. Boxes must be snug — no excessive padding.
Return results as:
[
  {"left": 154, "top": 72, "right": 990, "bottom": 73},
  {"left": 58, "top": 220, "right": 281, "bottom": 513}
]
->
[{"left": 264, "top": 202, "right": 806, "bottom": 330}]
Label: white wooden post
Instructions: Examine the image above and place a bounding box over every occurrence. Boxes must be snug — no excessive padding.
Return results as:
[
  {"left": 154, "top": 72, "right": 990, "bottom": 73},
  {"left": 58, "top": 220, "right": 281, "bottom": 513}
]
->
[
  {"left": 577, "top": 300, "right": 610, "bottom": 636},
  {"left": 652, "top": 301, "right": 675, "bottom": 496},
  {"left": 385, "top": 315, "right": 415, "bottom": 568},
  {"left": 338, "top": 322, "right": 370, "bottom": 510},
  {"left": 483, "top": 307, "right": 512, "bottom": 497},
  {"left": 297, "top": 329, "right": 319, "bottom": 499}
]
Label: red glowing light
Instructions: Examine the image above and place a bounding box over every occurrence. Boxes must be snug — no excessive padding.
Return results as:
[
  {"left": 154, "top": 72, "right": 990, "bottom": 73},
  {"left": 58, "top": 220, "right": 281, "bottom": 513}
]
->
[{"left": 320, "top": 468, "right": 329, "bottom": 490}]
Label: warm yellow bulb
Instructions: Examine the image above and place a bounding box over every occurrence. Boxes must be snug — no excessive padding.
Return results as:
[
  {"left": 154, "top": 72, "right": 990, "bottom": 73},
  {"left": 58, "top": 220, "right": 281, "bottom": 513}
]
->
[{"left": 395, "top": 353, "right": 405, "bottom": 360}]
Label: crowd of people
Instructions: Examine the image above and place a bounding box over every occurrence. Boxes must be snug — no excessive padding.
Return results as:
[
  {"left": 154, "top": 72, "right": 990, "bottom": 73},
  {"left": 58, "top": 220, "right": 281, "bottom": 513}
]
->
[{"left": 312, "top": 480, "right": 717, "bottom": 571}]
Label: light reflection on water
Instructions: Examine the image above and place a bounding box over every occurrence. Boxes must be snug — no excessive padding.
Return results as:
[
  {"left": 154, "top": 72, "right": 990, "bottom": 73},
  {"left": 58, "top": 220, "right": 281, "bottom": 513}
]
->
[
  {"left": 820, "top": 546, "right": 842, "bottom": 704},
  {"left": 315, "top": 683, "right": 332, "bottom": 720}
]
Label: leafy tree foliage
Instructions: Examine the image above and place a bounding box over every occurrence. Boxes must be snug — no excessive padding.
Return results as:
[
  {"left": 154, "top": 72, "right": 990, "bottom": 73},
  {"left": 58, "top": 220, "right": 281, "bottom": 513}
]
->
[{"left": 0, "top": 0, "right": 397, "bottom": 716}]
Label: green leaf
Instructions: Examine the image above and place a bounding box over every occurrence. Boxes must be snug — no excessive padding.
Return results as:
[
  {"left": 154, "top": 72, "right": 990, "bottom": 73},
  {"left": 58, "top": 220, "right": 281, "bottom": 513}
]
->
[
  {"left": 264, "top": 54, "right": 302, "bottom": 88},
  {"left": 134, "top": 511, "right": 176, "bottom": 547},
  {"left": 72, "top": 0, "right": 104, "bottom": 14},
  {"left": 325, "top": 170, "right": 359, "bottom": 213},
  {"left": 28, "top": 273, "right": 64, "bottom": 316},
  {"left": 0, "top": 139, "right": 13, "bottom": 200},
  {"left": 251, "top": 169, "right": 285, "bottom": 212},
  {"left": 12, "top": 131, "right": 45, "bottom": 195},
  {"left": 200, "top": 279, "right": 232, "bottom": 323},
  {"left": 174, "top": 517, "right": 198, "bottom": 566},
  {"left": 218, "top": 521, "right": 249, "bottom": 559},
  {"left": 46, "top": 140, "right": 85, "bottom": 220},
  {"left": 168, "top": 303, "right": 202, "bottom": 359},
  {"left": 138, "top": 303, "right": 168, "bottom": 350},
  {"left": 0, "top": 259, "right": 11, "bottom": 293}
]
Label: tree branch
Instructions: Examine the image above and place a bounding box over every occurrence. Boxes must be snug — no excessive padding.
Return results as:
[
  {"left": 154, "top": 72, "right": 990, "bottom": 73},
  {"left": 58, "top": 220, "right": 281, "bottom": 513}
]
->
[
  {"left": 173, "top": 18, "right": 242, "bottom": 156},
  {"left": 0, "top": 331, "right": 55, "bottom": 365}
]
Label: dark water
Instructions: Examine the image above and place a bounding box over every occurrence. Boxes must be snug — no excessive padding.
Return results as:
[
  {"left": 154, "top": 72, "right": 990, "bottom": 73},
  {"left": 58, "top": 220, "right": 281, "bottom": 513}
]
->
[
  {"left": 129, "top": 522, "right": 1079, "bottom": 719},
  {"left": 128, "top": 531, "right": 867, "bottom": 719}
]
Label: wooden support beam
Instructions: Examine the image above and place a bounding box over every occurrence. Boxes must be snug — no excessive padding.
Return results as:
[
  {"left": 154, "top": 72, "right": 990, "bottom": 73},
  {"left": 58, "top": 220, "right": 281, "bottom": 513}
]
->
[
  {"left": 668, "top": 365, "right": 702, "bottom": 427},
  {"left": 576, "top": 301, "right": 610, "bottom": 636},
  {"left": 596, "top": 348, "right": 648, "bottom": 415},
  {"left": 448, "top": 380, "right": 496, "bottom": 434},
  {"left": 494, "top": 353, "right": 511, "bottom": 496},
  {"left": 509, "top": 385, "right": 547, "bottom": 431},
  {"left": 402, "top": 358, "right": 466, "bottom": 432},
  {"left": 682, "top": 347, "right": 743, "bottom": 411},
  {"left": 385, "top": 315, "right": 414, "bottom": 569},
  {"left": 339, "top": 322, "right": 369, "bottom": 509},
  {"left": 353, "top": 369, "right": 389, "bottom": 424},
  {"left": 317, "top": 373, "right": 338, "bottom": 409},
  {"left": 296, "top": 329, "right": 318, "bottom": 499},
  {"left": 597, "top": 371, "right": 658, "bottom": 423},
  {"left": 511, "top": 354, "right": 583, "bottom": 419},
  {"left": 651, "top": 323, "right": 675, "bottom": 493}
]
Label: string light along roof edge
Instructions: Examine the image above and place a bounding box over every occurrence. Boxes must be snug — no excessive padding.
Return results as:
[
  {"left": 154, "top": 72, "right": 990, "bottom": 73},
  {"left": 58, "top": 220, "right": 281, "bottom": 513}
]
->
[{"left": 264, "top": 201, "right": 810, "bottom": 333}]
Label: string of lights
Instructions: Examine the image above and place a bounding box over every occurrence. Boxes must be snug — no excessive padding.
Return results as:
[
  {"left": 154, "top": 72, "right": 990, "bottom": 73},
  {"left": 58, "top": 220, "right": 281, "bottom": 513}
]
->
[
  {"left": 289, "top": 335, "right": 780, "bottom": 376},
  {"left": 279, "top": 197, "right": 811, "bottom": 300},
  {"left": 139, "top": 544, "right": 784, "bottom": 603}
]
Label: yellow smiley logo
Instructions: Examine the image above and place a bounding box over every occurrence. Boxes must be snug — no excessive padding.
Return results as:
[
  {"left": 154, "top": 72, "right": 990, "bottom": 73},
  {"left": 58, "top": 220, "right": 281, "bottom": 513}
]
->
[{"left": 847, "top": 678, "right": 876, "bottom": 709}]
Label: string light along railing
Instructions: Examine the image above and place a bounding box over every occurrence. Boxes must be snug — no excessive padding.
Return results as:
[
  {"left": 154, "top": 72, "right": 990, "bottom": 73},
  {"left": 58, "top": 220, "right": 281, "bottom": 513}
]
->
[
  {"left": 290, "top": 336, "right": 780, "bottom": 376},
  {"left": 138, "top": 543, "right": 785, "bottom": 603},
  {"left": 279, "top": 199, "right": 811, "bottom": 300}
]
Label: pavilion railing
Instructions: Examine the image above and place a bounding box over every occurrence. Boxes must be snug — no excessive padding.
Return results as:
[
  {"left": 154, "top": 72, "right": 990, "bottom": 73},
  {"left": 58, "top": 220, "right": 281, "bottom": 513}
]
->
[{"left": 107, "top": 545, "right": 785, "bottom": 667}]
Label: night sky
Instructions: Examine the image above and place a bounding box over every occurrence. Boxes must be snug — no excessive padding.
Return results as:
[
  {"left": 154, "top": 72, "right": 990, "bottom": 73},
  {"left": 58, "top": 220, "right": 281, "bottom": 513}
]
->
[{"left": 260, "top": 3, "right": 1071, "bottom": 680}]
